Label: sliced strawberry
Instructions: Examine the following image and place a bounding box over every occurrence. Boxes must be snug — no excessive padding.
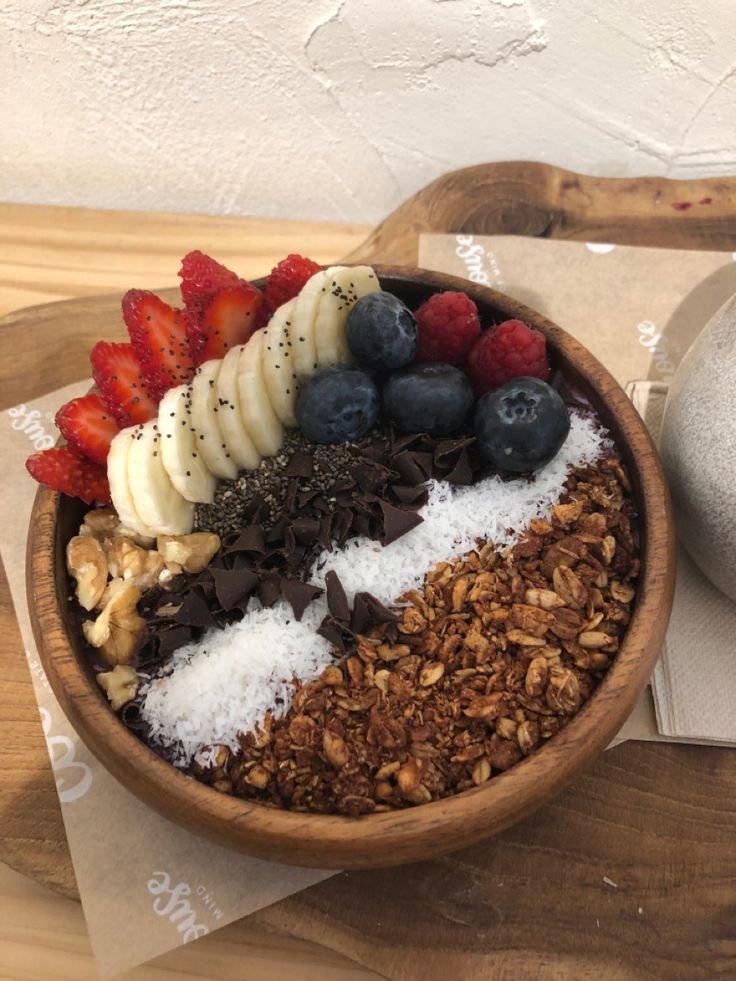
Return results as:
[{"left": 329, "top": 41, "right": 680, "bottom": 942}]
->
[
  {"left": 185, "top": 284, "right": 263, "bottom": 364},
  {"left": 26, "top": 446, "right": 111, "bottom": 505},
  {"left": 179, "top": 250, "right": 244, "bottom": 308},
  {"left": 122, "top": 289, "right": 195, "bottom": 399},
  {"left": 55, "top": 393, "right": 120, "bottom": 466},
  {"left": 90, "top": 341, "right": 159, "bottom": 426},
  {"left": 263, "top": 254, "right": 321, "bottom": 316}
]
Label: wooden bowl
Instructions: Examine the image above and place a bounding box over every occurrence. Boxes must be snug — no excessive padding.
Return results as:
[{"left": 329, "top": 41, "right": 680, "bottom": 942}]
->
[{"left": 27, "top": 266, "right": 676, "bottom": 869}]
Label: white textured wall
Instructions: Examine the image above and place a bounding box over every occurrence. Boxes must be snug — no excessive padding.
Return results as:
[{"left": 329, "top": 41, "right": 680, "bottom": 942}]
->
[{"left": 2, "top": 0, "right": 735, "bottom": 224}]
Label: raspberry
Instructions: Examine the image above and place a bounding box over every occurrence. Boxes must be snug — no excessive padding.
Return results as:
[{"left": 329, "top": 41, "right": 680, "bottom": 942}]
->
[
  {"left": 466, "top": 319, "right": 550, "bottom": 395},
  {"left": 414, "top": 291, "right": 481, "bottom": 365},
  {"left": 263, "top": 254, "right": 321, "bottom": 315}
]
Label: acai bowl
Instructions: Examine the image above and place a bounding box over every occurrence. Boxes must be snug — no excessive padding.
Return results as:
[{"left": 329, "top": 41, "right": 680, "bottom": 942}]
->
[{"left": 26, "top": 255, "right": 675, "bottom": 868}]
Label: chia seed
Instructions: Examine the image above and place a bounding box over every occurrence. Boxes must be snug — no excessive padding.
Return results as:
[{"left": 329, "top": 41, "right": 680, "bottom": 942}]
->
[{"left": 194, "top": 430, "right": 364, "bottom": 538}]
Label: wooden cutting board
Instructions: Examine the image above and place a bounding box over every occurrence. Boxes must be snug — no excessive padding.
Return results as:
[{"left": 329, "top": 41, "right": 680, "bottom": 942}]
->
[{"left": 3, "top": 163, "right": 736, "bottom": 979}]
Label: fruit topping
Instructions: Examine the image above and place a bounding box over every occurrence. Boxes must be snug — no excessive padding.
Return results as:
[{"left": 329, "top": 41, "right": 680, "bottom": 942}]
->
[
  {"left": 382, "top": 362, "right": 474, "bottom": 437},
  {"left": 346, "top": 292, "right": 418, "bottom": 372},
  {"left": 26, "top": 446, "right": 112, "bottom": 505},
  {"left": 473, "top": 377, "right": 570, "bottom": 472},
  {"left": 179, "top": 249, "right": 244, "bottom": 307},
  {"left": 467, "top": 318, "right": 549, "bottom": 395},
  {"left": 262, "top": 253, "right": 321, "bottom": 315},
  {"left": 122, "top": 289, "right": 195, "bottom": 399},
  {"left": 314, "top": 266, "right": 381, "bottom": 367},
  {"left": 179, "top": 251, "right": 264, "bottom": 365},
  {"left": 55, "top": 393, "right": 120, "bottom": 467},
  {"left": 295, "top": 365, "right": 379, "bottom": 444},
  {"left": 90, "top": 341, "right": 159, "bottom": 426},
  {"left": 188, "top": 284, "right": 263, "bottom": 365},
  {"left": 414, "top": 290, "right": 481, "bottom": 365}
]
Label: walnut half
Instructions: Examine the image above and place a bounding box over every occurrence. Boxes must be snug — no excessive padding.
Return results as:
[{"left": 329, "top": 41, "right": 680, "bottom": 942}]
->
[
  {"left": 82, "top": 580, "right": 145, "bottom": 667},
  {"left": 66, "top": 536, "right": 108, "bottom": 611},
  {"left": 97, "top": 664, "right": 139, "bottom": 710},
  {"left": 156, "top": 532, "right": 220, "bottom": 574}
]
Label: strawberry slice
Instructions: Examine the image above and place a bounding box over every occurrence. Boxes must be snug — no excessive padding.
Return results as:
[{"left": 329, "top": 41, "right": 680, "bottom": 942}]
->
[
  {"left": 122, "top": 289, "right": 195, "bottom": 399},
  {"left": 26, "top": 446, "right": 111, "bottom": 505},
  {"left": 55, "top": 393, "right": 120, "bottom": 467},
  {"left": 179, "top": 250, "right": 264, "bottom": 364},
  {"left": 263, "top": 254, "right": 321, "bottom": 316},
  {"left": 186, "top": 285, "right": 263, "bottom": 364},
  {"left": 179, "top": 250, "right": 244, "bottom": 307},
  {"left": 90, "top": 341, "right": 159, "bottom": 426}
]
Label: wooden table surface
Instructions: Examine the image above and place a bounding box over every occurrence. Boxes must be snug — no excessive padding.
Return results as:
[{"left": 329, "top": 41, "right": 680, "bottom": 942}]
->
[{"left": 3, "top": 169, "right": 736, "bottom": 980}]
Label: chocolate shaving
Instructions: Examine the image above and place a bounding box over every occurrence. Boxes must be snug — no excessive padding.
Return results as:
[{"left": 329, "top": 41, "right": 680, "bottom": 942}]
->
[
  {"left": 257, "top": 575, "right": 282, "bottom": 608},
  {"left": 280, "top": 578, "right": 323, "bottom": 621},
  {"left": 283, "top": 449, "right": 314, "bottom": 477},
  {"left": 392, "top": 483, "right": 428, "bottom": 506},
  {"left": 390, "top": 450, "right": 428, "bottom": 485},
  {"left": 444, "top": 448, "right": 474, "bottom": 485},
  {"left": 211, "top": 567, "right": 259, "bottom": 612},
  {"left": 156, "top": 624, "right": 197, "bottom": 657},
  {"left": 379, "top": 499, "right": 424, "bottom": 546},
  {"left": 325, "top": 570, "right": 351, "bottom": 622},
  {"left": 226, "top": 524, "right": 265, "bottom": 555},
  {"left": 173, "top": 591, "right": 218, "bottom": 629},
  {"left": 292, "top": 516, "right": 320, "bottom": 545}
]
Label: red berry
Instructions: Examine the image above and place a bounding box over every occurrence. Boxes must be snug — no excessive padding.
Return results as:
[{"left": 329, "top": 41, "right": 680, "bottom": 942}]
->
[
  {"left": 179, "top": 251, "right": 264, "bottom": 364},
  {"left": 90, "top": 341, "right": 159, "bottom": 426},
  {"left": 123, "top": 290, "right": 195, "bottom": 399},
  {"left": 263, "top": 254, "right": 321, "bottom": 316},
  {"left": 466, "top": 319, "right": 550, "bottom": 395},
  {"left": 55, "top": 393, "right": 120, "bottom": 467},
  {"left": 414, "top": 291, "right": 481, "bottom": 365},
  {"left": 179, "top": 250, "right": 244, "bottom": 307},
  {"left": 26, "top": 446, "right": 111, "bottom": 505},
  {"left": 186, "top": 283, "right": 263, "bottom": 364}
]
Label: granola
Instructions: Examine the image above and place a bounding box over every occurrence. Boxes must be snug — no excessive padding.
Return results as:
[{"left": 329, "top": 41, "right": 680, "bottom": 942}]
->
[{"left": 191, "top": 456, "right": 639, "bottom": 814}]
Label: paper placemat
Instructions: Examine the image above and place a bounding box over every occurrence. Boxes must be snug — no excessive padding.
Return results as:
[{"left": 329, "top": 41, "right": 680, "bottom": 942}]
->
[{"left": 1, "top": 388, "right": 333, "bottom": 979}]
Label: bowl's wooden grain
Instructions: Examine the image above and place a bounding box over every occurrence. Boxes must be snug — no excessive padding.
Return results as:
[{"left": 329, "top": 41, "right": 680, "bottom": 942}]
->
[{"left": 27, "top": 266, "right": 675, "bottom": 868}]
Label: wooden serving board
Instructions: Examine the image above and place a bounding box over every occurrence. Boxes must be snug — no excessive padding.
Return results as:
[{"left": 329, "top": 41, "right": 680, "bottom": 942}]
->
[{"left": 4, "top": 165, "right": 736, "bottom": 979}]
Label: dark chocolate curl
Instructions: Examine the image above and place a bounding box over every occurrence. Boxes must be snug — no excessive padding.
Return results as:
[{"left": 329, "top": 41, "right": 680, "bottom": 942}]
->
[
  {"left": 325, "top": 570, "right": 351, "bottom": 622},
  {"left": 379, "top": 500, "right": 424, "bottom": 546},
  {"left": 211, "top": 567, "right": 259, "bottom": 612},
  {"left": 173, "top": 591, "right": 218, "bottom": 629},
  {"left": 257, "top": 575, "right": 282, "bottom": 608},
  {"left": 280, "top": 578, "right": 323, "bottom": 621},
  {"left": 227, "top": 524, "right": 265, "bottom": 555},
  {"left": 283, "top": 449, "right": 314, "bottom": 477}
]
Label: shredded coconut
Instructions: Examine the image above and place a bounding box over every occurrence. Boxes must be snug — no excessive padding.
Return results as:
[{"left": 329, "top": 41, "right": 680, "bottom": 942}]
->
[
  {"left": 140, "top": 411, "right": 607, "bottom": 765},
  {"left": 310, "top": 412, "right": 607, "bottom": 607},
  {"left": 140, "top": 605, "right": 332, "bottom": 765}
]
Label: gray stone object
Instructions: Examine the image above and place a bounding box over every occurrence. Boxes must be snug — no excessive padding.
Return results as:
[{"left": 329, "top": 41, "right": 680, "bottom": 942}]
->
[{"left": 660, "top": 293, "right": 736, "bottom": 603}]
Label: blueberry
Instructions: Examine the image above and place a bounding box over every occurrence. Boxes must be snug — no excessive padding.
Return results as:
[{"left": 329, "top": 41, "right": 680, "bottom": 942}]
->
[
  {"left": 383, "top": 362, "right": 474, "bottom": 437},
  {"left": 346, "top": 293, "right": 417, "bottom": 372},
  {"left": 296, "top": 365, "right": 379, "bottom": 443},
  {"left": 474, "top": 377, "right": 570, "bottom": 472}
]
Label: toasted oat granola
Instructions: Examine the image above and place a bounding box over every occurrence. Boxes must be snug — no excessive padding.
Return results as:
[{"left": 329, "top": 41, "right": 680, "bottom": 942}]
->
[{"left": 190, "top": 456, "right": 639, "bottom": 815}]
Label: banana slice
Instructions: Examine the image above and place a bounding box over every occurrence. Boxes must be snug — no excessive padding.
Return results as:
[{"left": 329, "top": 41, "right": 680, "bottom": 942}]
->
[
  {"left": 314, "top": 265, "right": 381, "bottom": 367},
  {"left": 126, "top": 420, "right": 194, "bottom": 535},
  {"left": 190, "top": 360, "right": 238, "bottom": 480},
  {"left": 215, "top": 345, "right": 261, "bottom": 470},
  {"left": 290, "top": 269, "right": 324, "bottom": 377},
  {"left": 261, "top": 298, "right": 298, "bottom": 427},
  {"left": 158, "top": 384, "right": 217, "bottom": 504},
  {"left": 237, "top": 329, "right": 283, "bottom": 456},
  {"left": 108, "top": 427, "right": 157, "bottom": 538}
]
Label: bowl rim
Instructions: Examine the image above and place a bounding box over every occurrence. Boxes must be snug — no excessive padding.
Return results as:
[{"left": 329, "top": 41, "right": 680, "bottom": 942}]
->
[{"left": 27, "top": 264, "right": 676, "bottom": 868}]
